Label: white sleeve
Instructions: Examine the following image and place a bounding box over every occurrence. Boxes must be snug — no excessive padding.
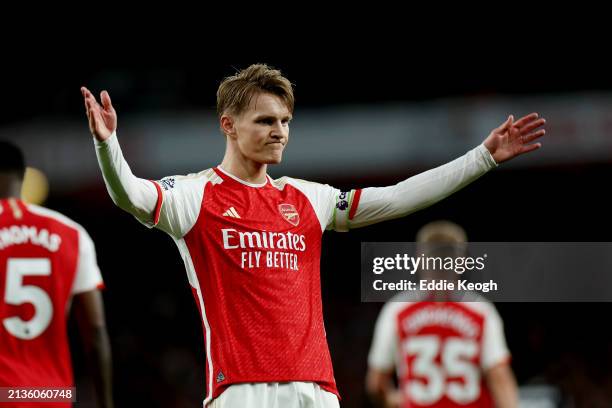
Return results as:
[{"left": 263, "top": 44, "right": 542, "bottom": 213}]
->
[
  {"left": 481, "top": 303, "right": 511, "bottom": 371},
  {"left": 71, "top": 227, "right": 103, "bottom": 295},
  {"left": 94, "top": 131, "right": 159, "bottom": 225},
  {"left": 282, "top": 178, "right": 362, "bottom": 233},
  {"left": 348, "top": 144, "right": 498, "bottom": 229},
  {"left": 95, "top": 132, "right": 207, "bottom": 239},
  {"left": 368, "top": 303, "right": 398, "bottom": 371},
  {"left": 150, "top": 174, "right": 208, "bottom": 239}
]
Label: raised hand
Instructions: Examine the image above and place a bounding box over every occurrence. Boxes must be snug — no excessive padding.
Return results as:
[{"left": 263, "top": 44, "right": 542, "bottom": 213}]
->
[
  {"left": 81, "top": 87, "right": 117, "bottom": 142},
  {"left": 484, "top": 113, "right": 546, "bottom": 163}
]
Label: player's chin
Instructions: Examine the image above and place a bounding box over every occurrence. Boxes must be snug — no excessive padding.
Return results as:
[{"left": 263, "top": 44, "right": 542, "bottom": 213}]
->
[{"left": 262, "top": 152, "right": 284, "bottom": 164}]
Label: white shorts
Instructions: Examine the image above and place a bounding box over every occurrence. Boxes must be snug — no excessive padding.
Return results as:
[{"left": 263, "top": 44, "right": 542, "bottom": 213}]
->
[{"left": 208, "top": 382, "right": 340, "bottom": 408}]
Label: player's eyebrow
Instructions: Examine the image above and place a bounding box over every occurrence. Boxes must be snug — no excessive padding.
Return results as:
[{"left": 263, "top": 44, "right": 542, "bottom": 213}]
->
[{"left": 254, "top": 114, "right": 292, "bottom": 121}]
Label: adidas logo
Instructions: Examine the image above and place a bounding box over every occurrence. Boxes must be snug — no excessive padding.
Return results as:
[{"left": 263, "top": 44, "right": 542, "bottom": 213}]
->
[{"left": 222, "top": 207, "right": 241, "bottom": 219}]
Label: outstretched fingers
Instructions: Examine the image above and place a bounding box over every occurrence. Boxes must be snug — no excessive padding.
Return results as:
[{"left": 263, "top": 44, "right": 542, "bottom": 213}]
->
[
  {"left": 522, "top": 129, "right": 546, "bottom": 144},
  {"left": 518, "top": 118, "right": 546, "bottom": 134},
  {"left": 81, "top": 87, "right": 100, "bottom": 111},
  {"left": 496, "top": 115, "right": 514, "bottom": 133},
  {"left": 81, "top": 87, "right": 100, "bottom": 130},
  {"left": 100, "top": 90, "right": 114, "bottom": 112},
  {"left": 512, "top": 112, "right": 539, "bottom": 129},
  {"left": 520, "top": 142, "right": 542, "bottom": 155},
  {"left": 81, "top": 87, "right": 91, "bottom": 113},
  {"left": 86, "top": 102, "right": 96, "bottom": 133}
]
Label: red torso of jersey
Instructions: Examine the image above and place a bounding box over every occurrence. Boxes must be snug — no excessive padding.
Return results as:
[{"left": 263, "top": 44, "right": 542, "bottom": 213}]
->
[
  {"left": 396, "top": 302, "right": 492, "bottom": 408},
  {"left": 179, "top": 169, "right": 337, "bottom": 400},
  {"left": 0, "top": 199, "right": 79, "bottom": 402}
]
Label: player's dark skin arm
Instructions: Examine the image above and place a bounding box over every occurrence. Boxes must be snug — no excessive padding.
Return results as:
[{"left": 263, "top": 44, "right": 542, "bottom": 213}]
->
[
  {"left": 366, "top": 368, "right": 401, "bottom": 408},
  {"left": 73, "top": 290, "right": 114, "bottom": 408}
]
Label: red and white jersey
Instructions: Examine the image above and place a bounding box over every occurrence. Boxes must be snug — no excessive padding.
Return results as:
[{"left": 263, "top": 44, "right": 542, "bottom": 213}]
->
[
  {"left": 94, "top": 131, "right": 498, "bottom": 407},
  {"left": 0, "top": 199, "right": 103, "bottom": 397},
  {"left": 368, "top": 297, "right": 510, "bottom": 408},
  {"left": 144, "top": 167, "right": 358, "bottom": 405}
]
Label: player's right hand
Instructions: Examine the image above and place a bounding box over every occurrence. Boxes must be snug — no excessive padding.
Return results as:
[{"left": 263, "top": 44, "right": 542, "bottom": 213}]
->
[{"left": 81, "top": 87, "right": 117, "bottom": 142}]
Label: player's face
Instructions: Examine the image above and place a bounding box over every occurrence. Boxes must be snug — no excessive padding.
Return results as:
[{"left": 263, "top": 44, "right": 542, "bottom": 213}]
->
[{"left": 231, "top": 93, "right": 292, "bottom": 164}]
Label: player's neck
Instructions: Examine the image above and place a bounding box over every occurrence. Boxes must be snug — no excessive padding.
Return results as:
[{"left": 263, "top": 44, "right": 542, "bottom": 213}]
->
[
  {"left": 219, "top": 156, "right": 268, "bottom": 185},
  {"left": 0, "top": 176, "right": 22, "bottom": 199}
]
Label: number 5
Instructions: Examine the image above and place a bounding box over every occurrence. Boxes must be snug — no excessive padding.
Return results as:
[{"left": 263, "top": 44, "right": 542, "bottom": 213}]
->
[{"left": 3, "top": 258, "right": 53, "bottom": 340}]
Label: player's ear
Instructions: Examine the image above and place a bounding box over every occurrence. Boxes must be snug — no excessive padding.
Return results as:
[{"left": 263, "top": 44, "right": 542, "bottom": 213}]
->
[{"left": 220, "top": 114, "right": 237, "bottom": 139}]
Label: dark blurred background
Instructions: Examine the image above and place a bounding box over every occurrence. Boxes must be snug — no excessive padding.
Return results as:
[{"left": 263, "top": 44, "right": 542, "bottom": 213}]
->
[{"left": 3, "top": 33, "right": 612, "bottom": 407}]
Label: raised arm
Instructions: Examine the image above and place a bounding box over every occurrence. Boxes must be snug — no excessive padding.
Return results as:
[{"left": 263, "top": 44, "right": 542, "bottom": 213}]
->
[
  {"left": 81, "top": 87, "right": 158, "bottom": 224},
  {"left": 342, "top": 113, "right": 546, "bottom": 230}
]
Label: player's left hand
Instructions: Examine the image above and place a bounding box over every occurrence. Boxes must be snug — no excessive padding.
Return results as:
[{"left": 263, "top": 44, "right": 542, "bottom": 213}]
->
[{"left": 484, "top": 113, "right": 546, "bottom": 163}]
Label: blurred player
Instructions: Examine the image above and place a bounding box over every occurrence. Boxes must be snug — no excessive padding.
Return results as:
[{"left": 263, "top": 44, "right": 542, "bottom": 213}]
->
[
  {"left": 81, "top": 64, "right": 543, "bottom": 407},
  {"left": 0, "top": 141, "right": 114, "bottom": 408},
  {"left": 367, "top": 221, "right": 518, "bottom": 408}
]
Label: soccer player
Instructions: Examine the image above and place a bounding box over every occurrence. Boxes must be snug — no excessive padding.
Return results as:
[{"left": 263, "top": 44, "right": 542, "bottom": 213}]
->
[
  {"left": 81, "top": 64, "right": 544, "bottom": 407},
  {"left": 0, "top": 141, "right": 114, "bottom": 408},
  {"left": 366, "top": 221, "right": 518, "bottom": 408}
]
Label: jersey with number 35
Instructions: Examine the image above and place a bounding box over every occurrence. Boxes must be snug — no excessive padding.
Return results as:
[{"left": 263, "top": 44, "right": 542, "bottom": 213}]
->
[
  {"left": 0, "top": 198, "right": 103, "bottom": 390},
  {"left": 368, "top": 299, "right": 510, "bottom": 408}
]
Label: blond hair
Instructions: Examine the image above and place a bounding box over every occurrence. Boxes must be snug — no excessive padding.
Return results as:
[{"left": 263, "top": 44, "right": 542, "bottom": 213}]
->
[
  {"left": 216, "top": 64, "right": 294, "bottom": 118},
  {"left": 416, "top": 220, "right": 468, "bottom": 244},
  {"left": 416, "top": 220, "right": 467, "bottom": 252}
]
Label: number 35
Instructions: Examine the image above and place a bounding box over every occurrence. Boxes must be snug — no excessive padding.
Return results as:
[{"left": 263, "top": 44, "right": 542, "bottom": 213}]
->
[{"left": 404, "top": 335, "right": 480, "bottom": 404}]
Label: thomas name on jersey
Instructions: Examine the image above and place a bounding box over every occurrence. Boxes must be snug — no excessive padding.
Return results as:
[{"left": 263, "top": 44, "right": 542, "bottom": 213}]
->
[{"left": 0, "top": 225, "right": 62, "bottom": 252}]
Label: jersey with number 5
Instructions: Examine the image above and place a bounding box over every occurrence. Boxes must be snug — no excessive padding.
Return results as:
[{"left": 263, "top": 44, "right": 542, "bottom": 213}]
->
[
  {"left": 0, "top": 199, "right": 103, "bottom": 389},
  {"left": 368, "top": 300, "right": 510, "bottom": 408}
]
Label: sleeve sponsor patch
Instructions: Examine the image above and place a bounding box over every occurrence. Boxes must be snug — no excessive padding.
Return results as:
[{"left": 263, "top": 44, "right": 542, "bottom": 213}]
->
[
  {"left": 334, "top": 190, "right": 352, "bottom": 232},
  {"left": 336, "top": 191, "right": 350, "bottom": 211},
  {"left": 158, "top": 177, "right": 176, "bottom": 191}
]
